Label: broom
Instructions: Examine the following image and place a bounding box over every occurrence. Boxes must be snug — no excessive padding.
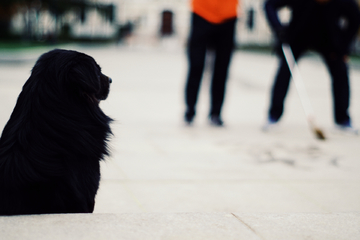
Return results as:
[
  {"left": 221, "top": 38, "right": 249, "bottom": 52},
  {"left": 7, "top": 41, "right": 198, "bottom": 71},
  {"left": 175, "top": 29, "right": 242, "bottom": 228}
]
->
[{"left": 282, "top": 44, "right": 326, "bottom": 140}]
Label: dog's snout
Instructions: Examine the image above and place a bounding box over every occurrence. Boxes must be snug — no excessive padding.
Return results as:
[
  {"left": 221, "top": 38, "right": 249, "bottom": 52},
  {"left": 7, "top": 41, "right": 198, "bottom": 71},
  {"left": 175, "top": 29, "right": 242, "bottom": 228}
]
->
[{"left": 109, "top": 77, "right": 112, "bottom": 84}]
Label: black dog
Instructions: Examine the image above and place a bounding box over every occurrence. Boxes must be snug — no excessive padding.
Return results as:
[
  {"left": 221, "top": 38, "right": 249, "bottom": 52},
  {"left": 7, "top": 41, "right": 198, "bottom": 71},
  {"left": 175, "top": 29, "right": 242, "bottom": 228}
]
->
[{"left": 0, "top": 49, "right": 112, "bottom": 215}]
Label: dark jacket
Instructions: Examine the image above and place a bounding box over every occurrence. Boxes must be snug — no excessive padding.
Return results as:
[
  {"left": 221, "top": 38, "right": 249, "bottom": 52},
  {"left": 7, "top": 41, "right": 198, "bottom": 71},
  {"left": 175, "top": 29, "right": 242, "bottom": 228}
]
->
[{"left": 265, "top": 0, "right": 360, "bottom": 55}]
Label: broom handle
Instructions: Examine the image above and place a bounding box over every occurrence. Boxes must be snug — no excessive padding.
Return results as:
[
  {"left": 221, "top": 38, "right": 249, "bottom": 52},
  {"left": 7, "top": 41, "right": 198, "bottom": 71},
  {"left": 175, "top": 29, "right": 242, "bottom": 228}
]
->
[{"left": 282, "top": 44, "right": 315, "bottom": 119}]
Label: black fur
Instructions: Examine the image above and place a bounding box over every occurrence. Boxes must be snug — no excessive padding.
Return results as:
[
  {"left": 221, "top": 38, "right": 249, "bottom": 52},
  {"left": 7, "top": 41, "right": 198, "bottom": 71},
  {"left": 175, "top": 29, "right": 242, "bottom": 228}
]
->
[{"left": 0, "top": 49, "right": 112, "bottom": 215}]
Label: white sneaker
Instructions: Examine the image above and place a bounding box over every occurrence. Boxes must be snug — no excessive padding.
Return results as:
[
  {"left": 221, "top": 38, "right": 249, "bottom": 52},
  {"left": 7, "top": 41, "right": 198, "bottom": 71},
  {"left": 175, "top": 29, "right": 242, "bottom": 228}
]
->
[
  {"left": 334, "top": 123, "right": 359, "bottom": 135},
  {"left": 262, "top": 119, "right": 279, "bottom": 132}
]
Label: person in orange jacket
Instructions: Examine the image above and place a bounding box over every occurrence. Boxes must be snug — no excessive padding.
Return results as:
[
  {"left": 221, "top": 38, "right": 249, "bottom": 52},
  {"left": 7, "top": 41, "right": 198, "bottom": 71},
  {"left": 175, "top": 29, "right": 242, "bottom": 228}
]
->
[{"left": 184, "top": 0, "right": 239, "bottom": 126}]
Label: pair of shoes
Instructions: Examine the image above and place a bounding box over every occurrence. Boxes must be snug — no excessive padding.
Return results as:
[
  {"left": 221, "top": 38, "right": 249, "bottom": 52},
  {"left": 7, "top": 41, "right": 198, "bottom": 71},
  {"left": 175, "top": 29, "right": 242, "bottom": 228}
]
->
[
  {"left": 262, "top": 118, "right": 278, "bottom": 132},
  {"left": 209, "top": 115, "right": 224, "bottom": 127},
  {"left": 335, "top": 121, "right": 359, "bottom": 135}
]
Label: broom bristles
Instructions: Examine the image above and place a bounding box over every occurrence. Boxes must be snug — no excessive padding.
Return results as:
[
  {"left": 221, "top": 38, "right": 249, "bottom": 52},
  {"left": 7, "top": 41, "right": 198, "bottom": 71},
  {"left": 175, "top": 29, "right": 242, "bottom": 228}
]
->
[{"left": 313, "top": 127, "right": 326, "bottom": 140}]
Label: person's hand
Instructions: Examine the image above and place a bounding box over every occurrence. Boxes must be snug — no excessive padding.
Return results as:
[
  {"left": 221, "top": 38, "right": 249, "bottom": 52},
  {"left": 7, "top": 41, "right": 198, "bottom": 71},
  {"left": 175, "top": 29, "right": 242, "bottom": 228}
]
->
[{"left": 275, "top": 27, "right": 288, "bottom": 44}]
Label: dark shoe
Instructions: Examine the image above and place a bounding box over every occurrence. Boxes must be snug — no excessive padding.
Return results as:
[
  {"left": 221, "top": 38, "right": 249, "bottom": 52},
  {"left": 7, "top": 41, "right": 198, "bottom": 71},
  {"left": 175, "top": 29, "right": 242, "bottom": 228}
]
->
[
  {"left": 209, "top": 115, "right": 224, "bottom": 127},
  {"left": 184, "top": 111, "right": 194, "bottom": 125}
]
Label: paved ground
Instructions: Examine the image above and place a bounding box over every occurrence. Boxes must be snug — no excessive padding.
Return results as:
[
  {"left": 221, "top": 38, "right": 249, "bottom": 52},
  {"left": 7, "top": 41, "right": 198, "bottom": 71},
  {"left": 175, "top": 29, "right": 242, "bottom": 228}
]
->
[{"left": 0, "top": 42, "right": 360, "bottom": 239}]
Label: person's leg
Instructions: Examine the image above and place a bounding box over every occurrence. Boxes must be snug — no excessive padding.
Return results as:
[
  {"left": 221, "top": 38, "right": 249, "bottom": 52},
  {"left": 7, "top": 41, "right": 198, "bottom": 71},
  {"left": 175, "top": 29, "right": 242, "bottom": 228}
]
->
[
  {"left": 185, "top": 14, "right": 211, "bottom": 122},
  {"left": 268, "top": 45, "right": 304, "bottom": 122},
  {"left": 209, "top": 18, "right": 236, "bottom": 120},
  {"left": 268, "top": 59, "right": 291, "bottom": 122},
  {"left": 322, "top": 53, "right": 350, "bottom": 125}
]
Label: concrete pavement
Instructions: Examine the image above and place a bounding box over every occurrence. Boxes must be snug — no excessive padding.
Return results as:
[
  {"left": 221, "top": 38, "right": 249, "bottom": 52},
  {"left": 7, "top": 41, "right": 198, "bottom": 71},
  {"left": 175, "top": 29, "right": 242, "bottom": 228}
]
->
[{"left": 0, "top": 42, "right": 360, "bottom": 239}]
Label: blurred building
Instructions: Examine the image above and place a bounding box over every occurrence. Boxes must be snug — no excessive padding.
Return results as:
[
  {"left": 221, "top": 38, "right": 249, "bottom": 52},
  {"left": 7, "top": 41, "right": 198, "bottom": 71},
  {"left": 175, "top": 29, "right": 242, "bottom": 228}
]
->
[
  {"left": 113, "top": 0, "right": 190, "bottom": 45},
  {"left": 113, "top": 0, "right": 273, "bottom": 47},
  {"left": 237, "top": 0, "right": 274, "bottom": 47},
  {"left": 4, "top": 0, "right": 117, "bottom": 41},
  {"left": 3, "top": 0, "right": 360, "bottom": 51}
]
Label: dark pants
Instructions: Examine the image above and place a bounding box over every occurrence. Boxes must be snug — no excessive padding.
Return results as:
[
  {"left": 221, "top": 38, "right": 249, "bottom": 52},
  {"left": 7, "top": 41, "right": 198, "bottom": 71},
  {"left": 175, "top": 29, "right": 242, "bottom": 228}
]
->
[
  {"left": 268, "top": 44, "right": 350, "bottom": 125},
  {"left": 185, "top": 13, "right": 236, "bottom": 118}
]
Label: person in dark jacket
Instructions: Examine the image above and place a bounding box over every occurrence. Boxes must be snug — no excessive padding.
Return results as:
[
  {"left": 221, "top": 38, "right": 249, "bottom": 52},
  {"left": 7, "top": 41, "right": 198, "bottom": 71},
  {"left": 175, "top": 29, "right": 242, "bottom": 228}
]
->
[{"left": 263, "top": 0, "right": 360, "bottom": 133}]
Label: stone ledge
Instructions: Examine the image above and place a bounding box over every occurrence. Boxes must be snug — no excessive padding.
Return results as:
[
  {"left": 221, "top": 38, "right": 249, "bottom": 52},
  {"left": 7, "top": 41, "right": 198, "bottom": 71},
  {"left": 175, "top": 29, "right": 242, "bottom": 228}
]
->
[{"left": 1, "top": 212, "right": 359, "bottom": 240}]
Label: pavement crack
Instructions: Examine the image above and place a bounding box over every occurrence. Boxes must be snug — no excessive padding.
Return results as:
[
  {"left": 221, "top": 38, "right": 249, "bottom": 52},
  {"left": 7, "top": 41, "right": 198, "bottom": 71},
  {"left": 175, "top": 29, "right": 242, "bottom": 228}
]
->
[{"left": 231, "top": 213, "right": 265, "bottom": 240}]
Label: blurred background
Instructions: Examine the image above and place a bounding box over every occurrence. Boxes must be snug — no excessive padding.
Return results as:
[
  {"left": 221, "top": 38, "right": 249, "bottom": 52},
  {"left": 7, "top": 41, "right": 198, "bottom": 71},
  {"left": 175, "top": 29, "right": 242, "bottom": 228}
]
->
[{"left": 0, "top": 0, "right": 359, "bottom": 52}]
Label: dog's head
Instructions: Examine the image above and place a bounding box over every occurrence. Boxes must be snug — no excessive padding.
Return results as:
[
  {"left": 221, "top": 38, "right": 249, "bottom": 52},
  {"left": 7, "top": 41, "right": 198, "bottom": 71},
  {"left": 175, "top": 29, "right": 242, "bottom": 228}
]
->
[{"left": 29, "top": 49, "right": 111, "bottom": 104}]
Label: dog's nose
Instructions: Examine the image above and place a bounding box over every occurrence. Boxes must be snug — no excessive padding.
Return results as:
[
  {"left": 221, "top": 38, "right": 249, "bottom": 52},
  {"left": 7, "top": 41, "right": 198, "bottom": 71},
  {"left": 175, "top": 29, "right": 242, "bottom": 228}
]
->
[{"left": 109, "top": 77, "right": 112, "bottom": 84}]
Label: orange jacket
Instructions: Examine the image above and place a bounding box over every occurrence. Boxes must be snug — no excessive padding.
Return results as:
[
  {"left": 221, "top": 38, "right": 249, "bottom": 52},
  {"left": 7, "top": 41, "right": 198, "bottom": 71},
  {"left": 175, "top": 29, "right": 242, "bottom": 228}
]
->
[{"left": 192, "top": 0, "right": 239, "bottom": 24}]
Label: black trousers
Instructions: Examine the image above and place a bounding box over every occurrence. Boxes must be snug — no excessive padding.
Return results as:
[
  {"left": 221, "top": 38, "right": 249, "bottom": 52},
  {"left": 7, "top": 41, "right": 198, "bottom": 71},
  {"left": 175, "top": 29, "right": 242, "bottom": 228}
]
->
[
  {"left": 268, "top": 44, "right": 350, "bottom": 125},
  {"left": 185, "top": 13, "right": 236, "bottom": 117}
]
